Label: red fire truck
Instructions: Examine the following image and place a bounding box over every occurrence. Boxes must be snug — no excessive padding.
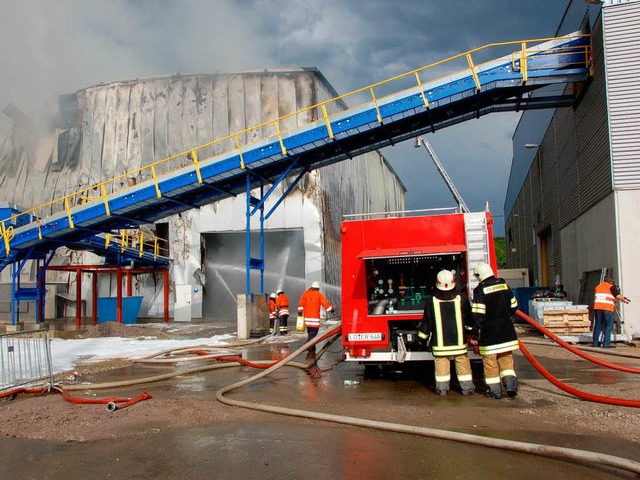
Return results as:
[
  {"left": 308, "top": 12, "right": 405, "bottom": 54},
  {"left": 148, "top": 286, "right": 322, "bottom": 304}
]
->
[{"left": 340, "top": 208, "right": 498, "bottom": 367}]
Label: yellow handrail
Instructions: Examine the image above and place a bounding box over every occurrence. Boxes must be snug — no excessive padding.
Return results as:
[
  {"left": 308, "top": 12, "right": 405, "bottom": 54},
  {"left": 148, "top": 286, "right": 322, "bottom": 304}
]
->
[{"left": 0, "top": 33, "right": 590, "bottom": 256}]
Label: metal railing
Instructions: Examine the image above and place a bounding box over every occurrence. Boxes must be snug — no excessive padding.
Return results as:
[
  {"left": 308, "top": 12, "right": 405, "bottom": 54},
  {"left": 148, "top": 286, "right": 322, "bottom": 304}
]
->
[
  {"left": 0, "top": 330, "right": 54, "bottom": 392},
  {"left": 0, "top": 33, "right": 591, "bottom": 254}
]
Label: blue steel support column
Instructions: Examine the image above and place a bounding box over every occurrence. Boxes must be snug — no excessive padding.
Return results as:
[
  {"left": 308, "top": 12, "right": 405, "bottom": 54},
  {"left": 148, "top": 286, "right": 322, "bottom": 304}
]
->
[
  {"left": 246, "top": 174, "right": 251, "bottom": 294},
  {"left": 11, "top": 262, "right": 17, "bottom": 326},
  {"left": 259, "top": 183, "right": 265, "bottom": 294}
]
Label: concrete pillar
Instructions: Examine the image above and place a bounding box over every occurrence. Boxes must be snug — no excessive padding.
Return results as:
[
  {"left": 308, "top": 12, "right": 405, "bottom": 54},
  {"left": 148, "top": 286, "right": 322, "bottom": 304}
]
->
[{"left": 236, "top": 293, "right": 269, "bottom": 339}]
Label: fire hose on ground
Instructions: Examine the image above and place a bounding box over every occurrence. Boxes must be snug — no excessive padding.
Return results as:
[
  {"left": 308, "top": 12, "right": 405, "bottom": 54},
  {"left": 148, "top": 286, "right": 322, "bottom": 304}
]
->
[
  {"left": 0, "top": 384, "right": 152, "bottom": 411},
  {"left": 214, "top": 323, "right": 640, "bottom": 476},
  {"left": 5, "top": 320, "right": 640, "bottom": 474},
  {"left": 516, "top": 309, "right": 640, "bottom": 407}
]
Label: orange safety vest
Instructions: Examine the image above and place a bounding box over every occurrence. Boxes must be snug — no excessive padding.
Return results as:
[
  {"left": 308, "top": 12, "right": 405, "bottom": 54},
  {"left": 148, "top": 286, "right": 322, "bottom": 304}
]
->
[{"left": 593, "top": 282, "right": 615, "bottom": 312}]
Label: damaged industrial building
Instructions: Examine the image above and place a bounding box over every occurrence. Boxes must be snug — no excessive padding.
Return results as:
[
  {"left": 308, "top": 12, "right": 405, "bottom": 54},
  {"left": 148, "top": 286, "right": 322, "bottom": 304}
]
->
[{"left": 0, "top": 68, "right": 405, "bottom": 329}]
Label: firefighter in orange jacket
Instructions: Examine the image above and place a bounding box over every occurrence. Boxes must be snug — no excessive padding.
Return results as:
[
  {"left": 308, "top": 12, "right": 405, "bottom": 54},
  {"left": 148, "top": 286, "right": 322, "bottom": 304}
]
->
[
  {"left": 268, "top": 293, "right": 277, "bottom": 334},
  {"left": 275, "top": 289, "right": 290, "bottom": 335},
  {"left": 593, "top": 276, "right": 630, "bottom": 348},
  {"left": 471, "top": 262, "right": 519, "bottom": 400},
  {"left": 298, "top": 281, "right": 334, "bottom": 354},
  {"left": 418, "top": 270, "right": 475, "bottom": 396}
]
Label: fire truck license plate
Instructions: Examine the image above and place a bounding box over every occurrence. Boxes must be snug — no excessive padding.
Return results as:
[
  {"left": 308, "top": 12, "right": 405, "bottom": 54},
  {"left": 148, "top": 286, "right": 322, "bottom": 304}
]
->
[{"left": 347, "top": 333, "right": 382, "bottom": 341}]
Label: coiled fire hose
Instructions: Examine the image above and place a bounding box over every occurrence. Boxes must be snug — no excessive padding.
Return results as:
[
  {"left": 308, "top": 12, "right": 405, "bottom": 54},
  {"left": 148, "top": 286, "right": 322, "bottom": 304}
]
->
[
  {"left": 0, "top": 384, "right": 152, "bottom": 411},
  {"left": 216, "top": 323, "right": 640, "bottom": 476}
]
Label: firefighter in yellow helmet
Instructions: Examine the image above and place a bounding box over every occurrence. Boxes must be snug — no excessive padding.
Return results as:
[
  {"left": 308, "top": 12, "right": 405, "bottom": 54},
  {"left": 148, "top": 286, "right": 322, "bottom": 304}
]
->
[
  {"left": 471, "top": 262, "right": 519, "bottom": 399},
  {"left": 418, "top": 269, "right": 475, "bottom": 396}
]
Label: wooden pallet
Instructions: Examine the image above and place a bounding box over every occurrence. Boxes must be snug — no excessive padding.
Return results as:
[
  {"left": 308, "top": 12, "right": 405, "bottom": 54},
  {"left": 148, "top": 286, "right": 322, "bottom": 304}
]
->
[{"left": 542, "top": 309, "right": 590, "bottom": 335}]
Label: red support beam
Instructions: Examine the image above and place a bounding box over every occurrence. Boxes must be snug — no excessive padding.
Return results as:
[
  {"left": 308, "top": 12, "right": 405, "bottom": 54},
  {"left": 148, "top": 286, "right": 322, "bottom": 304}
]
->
[
  {"left": 92, "top": 272, "right": 98, "bottom": 326},
  {"left": 75, "top": 267, "right": 82, "bottom": 329},
  {"left": 164, "top": 268, "right": 170, "bottom": 323},
  {"left": 116, "top": 266, "right": 123, "bottom": 324},
  {"left": 126, "top": 271, "right": 133, "bottom": 297}
]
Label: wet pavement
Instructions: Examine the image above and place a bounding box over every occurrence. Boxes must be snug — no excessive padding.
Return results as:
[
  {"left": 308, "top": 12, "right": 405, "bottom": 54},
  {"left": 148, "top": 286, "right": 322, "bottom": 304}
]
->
[{"left": 2, "top": 333, "right": 640, "bottom": 479}]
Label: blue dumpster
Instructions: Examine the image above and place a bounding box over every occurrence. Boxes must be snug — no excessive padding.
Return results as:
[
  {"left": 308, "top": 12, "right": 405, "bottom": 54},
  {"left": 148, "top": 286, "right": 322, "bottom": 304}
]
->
[
  {"left": 513, "top": 287, "right": 548, "bottom": 320},
  {"left": 97, "top": 296, "right": 144, "bottom": 324}
]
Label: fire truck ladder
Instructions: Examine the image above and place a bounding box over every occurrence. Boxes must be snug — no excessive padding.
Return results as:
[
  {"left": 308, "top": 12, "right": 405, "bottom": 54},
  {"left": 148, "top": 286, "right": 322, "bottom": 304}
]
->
[
  {"left": 412, "top": 136, "right": 489, "bottom": 290},
  {"left": 414, "top": 136, "right": 470, "bottom": 213},
  {"left": 465, "top": 210, "right": 493, "bottom": 293}
]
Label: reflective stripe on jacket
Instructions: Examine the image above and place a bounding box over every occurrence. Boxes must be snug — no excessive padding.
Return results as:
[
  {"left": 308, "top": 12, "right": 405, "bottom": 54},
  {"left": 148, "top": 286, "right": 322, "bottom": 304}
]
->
[
  {"left": 298, "top": 289, "right": 333, "bottom": 328},
  {"left": 269, "top": 298, "right": 277, "bottom": 320},
  {"left": 419, "top": 291, "right": 474, "bottom": 357},
  {"left": 276, "top": 294, "right": 290, "bottom": 317},
  {"left": 594, "top": 282, "right": 616, "bottom": 312},
  {"left": 471, "top": 276, "right": 518, "bottom": 350}
]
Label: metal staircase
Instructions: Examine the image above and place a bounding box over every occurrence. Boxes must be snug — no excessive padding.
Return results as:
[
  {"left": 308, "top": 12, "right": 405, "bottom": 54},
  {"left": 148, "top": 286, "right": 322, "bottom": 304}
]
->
[{"left": 0, "top": 31, "right": 592, "bottom": 312}]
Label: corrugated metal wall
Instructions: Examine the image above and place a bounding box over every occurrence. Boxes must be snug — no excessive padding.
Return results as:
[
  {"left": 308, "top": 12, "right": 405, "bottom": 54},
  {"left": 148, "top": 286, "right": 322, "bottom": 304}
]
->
[
  {"left": 604, "top": 1, "right": 640, "bottom": 189},
  {"left": 507, "top": 14, "right": 611, "bottom": 286}
]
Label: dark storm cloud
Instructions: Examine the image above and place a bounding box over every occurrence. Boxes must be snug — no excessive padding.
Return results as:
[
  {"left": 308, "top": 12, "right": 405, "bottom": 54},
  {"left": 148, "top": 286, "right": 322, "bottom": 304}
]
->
[{"left": 0, "top": 0, "right": 578, "bottom": 234}]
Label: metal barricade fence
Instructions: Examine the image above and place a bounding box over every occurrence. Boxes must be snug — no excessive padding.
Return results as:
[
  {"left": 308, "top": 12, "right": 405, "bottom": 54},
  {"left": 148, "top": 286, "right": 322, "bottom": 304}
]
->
[{"left": 0, "top": 330, "right": 54, "bottom": 392}]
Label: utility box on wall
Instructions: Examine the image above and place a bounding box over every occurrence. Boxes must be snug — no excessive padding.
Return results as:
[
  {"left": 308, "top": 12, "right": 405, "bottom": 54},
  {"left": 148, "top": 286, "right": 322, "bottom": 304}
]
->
[
  {"left": 174, "top": 284, "right": 192, "bottom": 322},
  {"left": 498, "top": 268, "right": 530, "bottom": 288}
]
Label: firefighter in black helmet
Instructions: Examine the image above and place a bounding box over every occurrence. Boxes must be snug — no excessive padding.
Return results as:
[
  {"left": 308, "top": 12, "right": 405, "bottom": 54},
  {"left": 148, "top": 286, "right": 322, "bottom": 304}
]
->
[
  {"left": 471, "top": 262, "right": 519, "bottom": 399},
  {"left": 418, "top": 269, "right": 475, "bottom": 396}
]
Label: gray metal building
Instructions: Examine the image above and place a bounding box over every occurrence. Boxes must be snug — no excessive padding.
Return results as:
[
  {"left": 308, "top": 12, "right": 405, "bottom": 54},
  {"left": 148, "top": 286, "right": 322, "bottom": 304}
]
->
[
  {"left": 505, "top": 0, "right": 640, "bottom": 338},
  {"left": 0, "top": 68, "right": 405, "bottom": 322}
]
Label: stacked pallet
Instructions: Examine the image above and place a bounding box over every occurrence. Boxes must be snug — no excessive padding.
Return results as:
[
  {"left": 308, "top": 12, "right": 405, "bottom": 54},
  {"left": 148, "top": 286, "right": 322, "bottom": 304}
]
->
[{"left": 542, "top": 309, "right": 590, "bottom": 336}]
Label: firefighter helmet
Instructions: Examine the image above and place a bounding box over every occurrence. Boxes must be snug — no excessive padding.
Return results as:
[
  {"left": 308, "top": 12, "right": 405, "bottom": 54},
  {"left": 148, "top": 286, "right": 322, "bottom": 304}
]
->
[
  {"left": 436, "top": 270, "right": 455, "bottom": 291},
  {"left": 276, "top": 289, "right": 284, "bottom": 295},
  {"left": 269, "top": 292, "right": 277, "bottom": 299},
  {"left": 473, "top": 262, "right": 494, "bottom": 282},
  {"left": 311, "top": 281, "right": 320, "bottom": 289}
]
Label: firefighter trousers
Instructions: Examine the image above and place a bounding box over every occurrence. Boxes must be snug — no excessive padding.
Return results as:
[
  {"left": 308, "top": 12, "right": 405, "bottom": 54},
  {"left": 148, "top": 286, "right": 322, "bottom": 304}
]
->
[
  {"left": 482, "top": 351, "right": 518, "bottom": 396},
  {"left": 434, "top": 354, "right": 474, "bottom": 395},
  {"left": 278, "top": 315, "right": 289, "bottom": 334}
]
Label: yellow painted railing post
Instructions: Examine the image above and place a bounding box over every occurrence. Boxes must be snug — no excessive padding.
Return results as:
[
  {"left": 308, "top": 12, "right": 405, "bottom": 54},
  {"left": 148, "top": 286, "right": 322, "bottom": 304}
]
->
[
  {"left": 101, "top": 184, "right": 111, "bottom": 216},
  {"left": 64, "top": 196, "right": 75, "bottom": 229},
  {"left": 139, "top": 232, "right": 144, "bottom": 257},
  {"left": 151, "top": 166, "right": 162, "bottom": 197},
  {"left": 190, "top": 150, "right": 203, "bottom": 183},
  {"left": 370, "top": 87, "right": 383, "bottom": 124},
  {"left": 520, "top": 42, "right": 528, "bottom": 83},
  {"left": 415, "top": 71, "right": 430, "bottom": 109},
  {"left": 466, "top": 53, "right": 481, "bottom": 90},
  {"left": 275, "top": 120, "right": 287, "bottom": 156},
  {"left": 1, "top": 221, "right": 12, "bottom": 255},
  {"left": 105, "top": 233, "right": 111, "bottom": 248},
  {"left": 321, "top": 104, "right": 334, "bottom": 139},
  {"left": 235, "top": 135, "right": 246, "bottom": 169}
]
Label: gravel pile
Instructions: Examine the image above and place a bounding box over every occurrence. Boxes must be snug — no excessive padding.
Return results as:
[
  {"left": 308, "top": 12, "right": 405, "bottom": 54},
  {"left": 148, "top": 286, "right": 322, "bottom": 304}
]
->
[{"left": 78, "top": 321, "right": 154, "bottom": 339}]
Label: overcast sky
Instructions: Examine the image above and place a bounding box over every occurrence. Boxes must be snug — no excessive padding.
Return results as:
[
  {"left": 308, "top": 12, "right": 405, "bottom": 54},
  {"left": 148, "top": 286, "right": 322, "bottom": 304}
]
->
[{"left": 0, "top": 0, "right": 577, "bottom": 235}]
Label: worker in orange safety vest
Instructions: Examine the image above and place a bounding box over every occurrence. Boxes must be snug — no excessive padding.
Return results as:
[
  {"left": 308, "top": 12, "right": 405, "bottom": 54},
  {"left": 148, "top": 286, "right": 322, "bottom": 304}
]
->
[
  {"left": 275, "top": 289, "right": 290, "bottom": 335},
  {"left": 297, "top": 281, "right": 334, "bottom": 355},
  {"left": 268, "top": 293, "right": 278, "bottom": 334},
  {"left": 593, "top": 276, "right": 630, "bottom": 348}
]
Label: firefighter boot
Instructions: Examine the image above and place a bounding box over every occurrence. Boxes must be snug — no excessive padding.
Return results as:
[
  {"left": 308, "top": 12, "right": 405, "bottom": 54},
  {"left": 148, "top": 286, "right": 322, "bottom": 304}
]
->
[
  {"left": 459, "top": 381, "right": 475, "bottom": 396},
  {"left": 486, "top": 384, "right": 503, "bottom": 400},
  {"left": 503, "top": 375, "right": 518, "bottom": 398},
  {"left": 435, "top": 384, "right": 449, "bottom": 396}
]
